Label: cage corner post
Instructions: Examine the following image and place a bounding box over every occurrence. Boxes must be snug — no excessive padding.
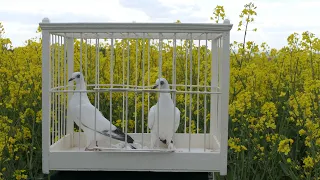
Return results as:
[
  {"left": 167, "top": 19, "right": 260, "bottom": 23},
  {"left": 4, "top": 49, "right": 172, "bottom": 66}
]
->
[
  {"left": 219, "top": 19, "right": 232, "bottom": 176},
  {"left": 41, "top": 17, "right": 51, "bottom": 175},
  {"left": 210, "top": 34, "right": 219, "bottom": 141},
  {"left": 66, "top": 36, "right": 75, "bottom": 146}
]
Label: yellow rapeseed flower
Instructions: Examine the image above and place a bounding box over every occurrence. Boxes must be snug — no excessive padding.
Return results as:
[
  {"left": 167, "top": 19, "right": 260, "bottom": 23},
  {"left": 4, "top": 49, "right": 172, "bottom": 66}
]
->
[
  {"left": 278, "top": 138, "right": 294, "bottom": 155},
  {"left": 8, "top": 137, "right": 15, "bottom": 144},
  {"left": 303, "top": 156, "right": 314, "bottom": 169},
  {"left": 299, "top": 129, "right": 306, "bottom": 136},
  {"left": 266, "top": 135, "right": 271, "bottom": 142},
  {"left": 241, "top": 145, "right": 247, "bottom": 151},
  {"left": 260, "top": 147, "right": 264, "bottom": 152},
  {"left": 316, "top": 138, "right": 320, "bottom": 146},
  {"left": 16, "top": 175, "right": 21, "bottom": 180},
  {"left": 228, "top": 137, "right": 246, "bottom": 153}
]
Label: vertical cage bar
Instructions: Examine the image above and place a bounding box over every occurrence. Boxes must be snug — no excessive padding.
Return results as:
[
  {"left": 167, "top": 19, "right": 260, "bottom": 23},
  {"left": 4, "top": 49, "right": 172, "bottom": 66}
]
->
[
  {"left": 141, "top": 33, "right": 145, "bottom": 148},
  {"left": 53, "top": 35, "right": 58, "bottom": 144},
  {"left": 57, "top": 35, "right": 61, "bottom": 140},
  {"left": 66, "top": 35, "right": 74, "bottom": 143},
  {"left": 85, "top": 38, "right": 88, "bottom": 85},
  {"left": 41, "top": 20, "right": 50, "bottom": 174},
  {"left": 125, "top": 36, "right": 130, "bottom": 148},
  {"left": 220, "top": 20, "right": 231, "bottom": 176},
  {"left": 79, "top": 91, "right": 82, "bottom": 150},
  {"left": 135, "top": 38, "right": 138, "bottom": 133},
  {"left": 184, "top": 38, "right": 188, "bottom": 134},
  {"left": 94, "top": 36, "right": 99, "bottom": 148},
  {"left": 55, "top": 35, "right": 58, "bottom": 140},
  {"left": 109, "top": 34, "right": 114, "bottom": 147},
  {"left": 147, "top": 39, "right": 150, "bottom": 134},
  {"left": 63, "top": 35, "right": 67, "bottom": 137},
  {"left": 157, "top": 33, "right": 163, "bottom": 149},
  {"left": 172, "top": 33, "right": 177, "bottom": 147},
  {"left": 50, "top": 34, "right": 54, "bottom": 144},
  {"left": 78, "top": 34, "right": 83, "bottom": 151},
  {"left": 204, "top": 33, "right": 208, "bottom": 152},
  {"left": 122, "top": 39, "right": 125, "bottom": 132},
  {"left": 97, "top": 38, "right": 100, "bottom": 118},
  {"left": 188, "top": 33, "right": 193, "bottom": 152},
  {"left": 196, "top": 39, "right": 200, "bottom": 134}
]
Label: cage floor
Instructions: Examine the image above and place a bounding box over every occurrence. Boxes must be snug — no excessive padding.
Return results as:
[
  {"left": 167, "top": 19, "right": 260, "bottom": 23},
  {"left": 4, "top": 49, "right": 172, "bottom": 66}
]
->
[
  {"left": 50, "top": 132, "right": 220, "bottom": 153},
  {"left": 48, "top": 133, "right": 222, "bottom": 172},
  {"left": 64, "top": 146, "right": 216, "bottom": 153}
]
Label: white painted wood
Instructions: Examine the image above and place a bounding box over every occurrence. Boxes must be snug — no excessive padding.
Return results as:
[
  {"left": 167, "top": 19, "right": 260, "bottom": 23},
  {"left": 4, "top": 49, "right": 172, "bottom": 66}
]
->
[
  {"left": 49, "top": 133, "right": 221, "bottom": 172},
  {"left": 217, "top": 39, "right": 222, "bottom": 143},
  {"left": 38, "top": 22, "right": 233, "bottom": 34},
  {"left": 210, "top": 38, "right": 219, "bottom": 150},
  {"left": 66, "top": 37, "right": 74, "bottom": 146},
  {"left": 49, "top": 151, "right": 221, "bottom": 172},
  {"left": 41, "top": 17, "right": 50, "bottom": 175},
  {"left": 219, "top": 19, "right": 231, "bottom": 176},
  {"left": 61, "top": 132, "right": 220, "bottom": 151},
  {"left": 51, "top": 32, "right": 222, "bottom": 40}
]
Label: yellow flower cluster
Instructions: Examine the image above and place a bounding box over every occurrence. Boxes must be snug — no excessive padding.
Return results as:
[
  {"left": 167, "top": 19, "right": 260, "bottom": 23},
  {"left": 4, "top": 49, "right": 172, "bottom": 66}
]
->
[
  {"left": 278, "top": 138, "right": 294, "bottom": 155},
  {"left": 13, "top": 170, "right": 27, "bottom": 180},
  {"left": 0, "top": 23, "right": 43, "bottom": 179},
  {"left": 228, "top": 28, "right": 320, "bottom": 178},
  {"left": 228, "top": 137, "right": 247, "bottom": 152}
]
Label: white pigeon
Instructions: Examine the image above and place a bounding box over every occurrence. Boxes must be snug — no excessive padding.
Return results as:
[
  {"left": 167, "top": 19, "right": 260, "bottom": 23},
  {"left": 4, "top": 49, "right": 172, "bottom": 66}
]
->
[
  {"left": 68, "top": 72, "right": 136, "bottom": 151},
  {"left": 148, "top": 78, "right": 181, "bottom": 150}
]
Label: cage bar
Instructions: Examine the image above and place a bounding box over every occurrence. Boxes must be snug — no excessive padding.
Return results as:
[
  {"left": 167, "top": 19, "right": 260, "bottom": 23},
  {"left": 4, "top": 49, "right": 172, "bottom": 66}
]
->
[
  {"left": 141, "top": 33, "right": 145, "bottom": 148},
  {"left": 110, "top": 34, "right": 114, "bottom": 147},
  {"left": 66, "top": 35, "right": 74, "bottom": 140},
  {"left": 172, "top": 33, "right": 177, "bottom": 148},
  {"left": 188, "top": 33, "right": 193, "bottom": 152}
]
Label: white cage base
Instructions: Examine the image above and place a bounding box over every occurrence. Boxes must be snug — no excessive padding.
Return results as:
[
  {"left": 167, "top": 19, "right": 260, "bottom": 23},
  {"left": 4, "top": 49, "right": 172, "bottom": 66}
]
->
[{"left": 49, "top": 133, "right": 222, "bottom": 172}]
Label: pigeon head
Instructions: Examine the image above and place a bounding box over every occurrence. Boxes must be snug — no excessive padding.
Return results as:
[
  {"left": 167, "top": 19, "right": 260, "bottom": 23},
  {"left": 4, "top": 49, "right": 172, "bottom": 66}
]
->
[
  {"left": 68, "top": 72, "right": 84, "bottom": 84},
  {"left": 152, "top": 78, "right": 170, "bottom": 90}
]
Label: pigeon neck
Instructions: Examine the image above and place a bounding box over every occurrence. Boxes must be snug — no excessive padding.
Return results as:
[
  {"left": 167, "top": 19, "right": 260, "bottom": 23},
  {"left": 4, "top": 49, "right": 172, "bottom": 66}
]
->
[
  {"left": 75, "top": 80, "right": 87, "bottom": 91},
  {"left": 159, "top": 90, "right": 171, "bottom": 99}
]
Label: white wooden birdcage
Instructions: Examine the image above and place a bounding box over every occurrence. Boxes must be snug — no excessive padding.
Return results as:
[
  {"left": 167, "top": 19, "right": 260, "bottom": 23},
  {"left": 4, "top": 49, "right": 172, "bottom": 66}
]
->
[{"left": 40, "top": 17, "right": 232, "bottom": 176}]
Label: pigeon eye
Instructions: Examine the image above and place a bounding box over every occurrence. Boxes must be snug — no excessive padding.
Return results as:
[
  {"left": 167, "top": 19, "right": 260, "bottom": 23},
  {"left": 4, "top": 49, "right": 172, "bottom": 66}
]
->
[
  {"left": 160, "top": 81, "right": 164, "bottom": 85},
  {"left": 76, "top": 74, "right": 80, "bottom": 78}
]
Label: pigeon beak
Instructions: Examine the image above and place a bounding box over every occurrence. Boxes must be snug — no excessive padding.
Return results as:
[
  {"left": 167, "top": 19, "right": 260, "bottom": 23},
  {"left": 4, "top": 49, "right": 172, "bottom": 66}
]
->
[
  {"left": 68, "top": 77, "right": 75, "bottom": 82},
  {"left": 152, "top": 84, "right": 158, "bottom": 89}
]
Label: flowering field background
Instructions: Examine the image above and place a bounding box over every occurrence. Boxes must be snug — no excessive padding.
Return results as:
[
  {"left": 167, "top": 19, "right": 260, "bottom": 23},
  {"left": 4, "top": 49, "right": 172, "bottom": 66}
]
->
[{"left": 0, "top": 2, "right": 320, "bottom": 180}]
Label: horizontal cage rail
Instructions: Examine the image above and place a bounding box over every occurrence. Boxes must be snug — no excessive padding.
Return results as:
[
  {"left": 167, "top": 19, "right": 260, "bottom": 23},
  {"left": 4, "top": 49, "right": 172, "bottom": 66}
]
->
[
  {"left": 50, "top": 32, "right": 223, "bottom": 40},
  {"left": 39, "top": 21, "right": 232, "bottom": 34},
  {"left": 49, "top": 88, "right": 221, "bottom": 94}
]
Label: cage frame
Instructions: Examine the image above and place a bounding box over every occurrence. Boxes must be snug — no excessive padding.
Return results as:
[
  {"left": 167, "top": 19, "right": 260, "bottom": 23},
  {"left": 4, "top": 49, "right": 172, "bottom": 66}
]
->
[{"left": 40, "top": 17, "right": 232, "bottom": 176}]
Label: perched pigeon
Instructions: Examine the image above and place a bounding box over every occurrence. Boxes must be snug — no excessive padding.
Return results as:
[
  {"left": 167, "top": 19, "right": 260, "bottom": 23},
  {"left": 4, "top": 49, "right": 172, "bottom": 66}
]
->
[
  {"left": 68, "top": 72, "right": 136, "bottom": 151},
  {"left": 148, "top": 78, "right": 181, "bottom": 150}
]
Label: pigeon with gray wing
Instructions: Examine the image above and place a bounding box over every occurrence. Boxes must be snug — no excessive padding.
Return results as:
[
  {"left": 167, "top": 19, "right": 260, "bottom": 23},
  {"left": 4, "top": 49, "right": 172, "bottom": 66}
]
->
[{"left": 68, "top": 72, "right": 136, "bottom": 151}]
